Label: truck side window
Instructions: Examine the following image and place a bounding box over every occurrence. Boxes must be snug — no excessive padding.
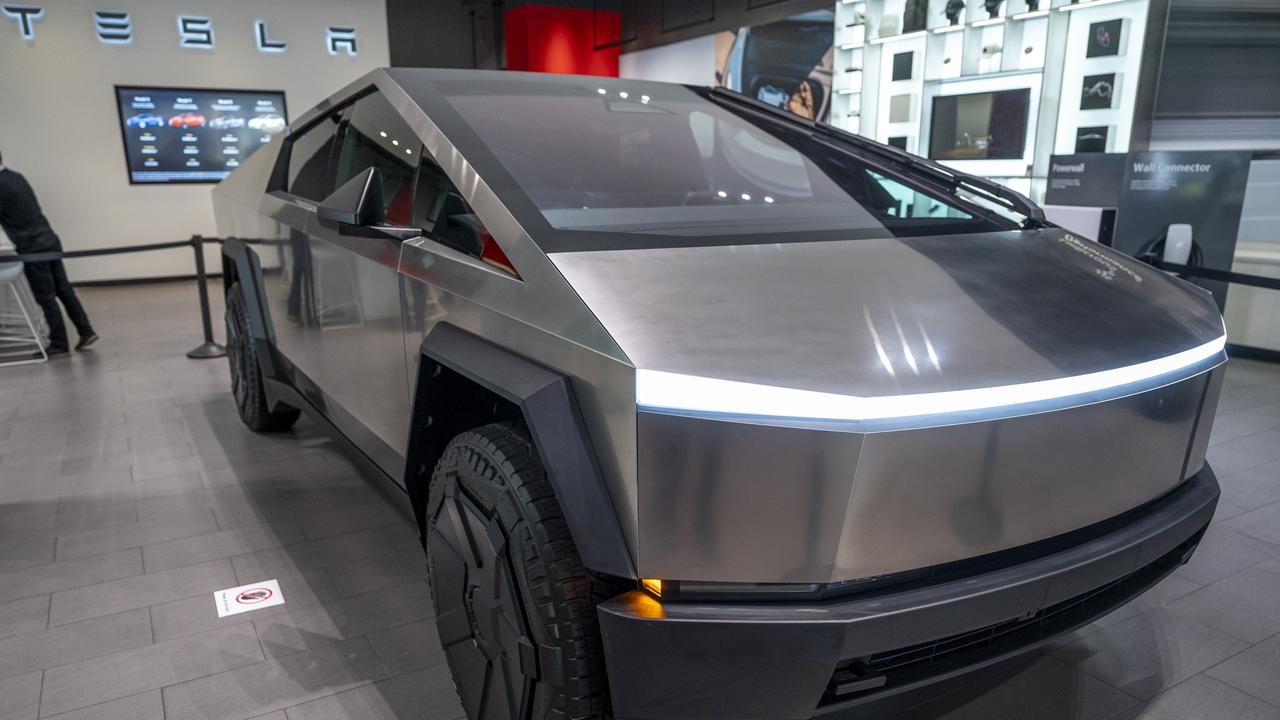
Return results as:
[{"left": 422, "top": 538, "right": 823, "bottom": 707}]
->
[
  {"left": 286, "top": 111, "right": 342, "bottom": 201},
  {"left": 413, "top": 156, "right": 490, "bottom": 260},
  {"left": 333, "top": 92, "right": 421, "bottom": 226}
]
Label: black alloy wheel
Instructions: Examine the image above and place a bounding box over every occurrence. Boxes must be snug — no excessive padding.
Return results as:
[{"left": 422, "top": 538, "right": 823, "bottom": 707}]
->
[
  {"left": 426, "top": 422, "right": 616, "bottom": 720},
  {"left": 225, "top": 282, "right": 300, "bottom": 432}
]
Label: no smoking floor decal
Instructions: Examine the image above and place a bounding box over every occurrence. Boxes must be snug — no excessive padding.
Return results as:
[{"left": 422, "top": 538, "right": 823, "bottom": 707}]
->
[{"left": 213, "top": 578, "right": 286, "bottom": 617}]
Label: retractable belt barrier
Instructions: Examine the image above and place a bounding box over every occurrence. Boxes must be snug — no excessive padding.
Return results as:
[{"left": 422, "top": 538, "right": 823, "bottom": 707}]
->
[
  {"left": 0, "top": 234, "right": 251, "bottom": 360},
  {"left": 1152, "top": 261, "right": 1280, "bottom": 294},
  {"left": 0, "top": 236, "right": 1277, "bottom": 363}
]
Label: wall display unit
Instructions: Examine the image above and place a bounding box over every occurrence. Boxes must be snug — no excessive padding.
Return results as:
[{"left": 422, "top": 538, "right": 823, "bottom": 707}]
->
[
  {"left": 928, "top": 88, "right": 1031, "bottom": 160},
  {"left": 114, "top": 86, "right": 287, "bottom": 184},
  {"left": 1086, "top": 18, "right": 1123, "bottom": 57},
  {"left": 1080, "top": 73, "right": 1115, "bottom": 110},
  {"left": 832, "top": 0, "right": 868, "bottom": 133},
  {"left": 715, "top": 10, "right": 835, "bottom": 122},
  {"left": 1075, "top": 125, "right": 1110, "bottom": 152},
  {"left": 832, "top": 0, "right": 1157, "bottom": 200},
  {"left": 892, "top": 51, "right": 915, "bottom": 80}
]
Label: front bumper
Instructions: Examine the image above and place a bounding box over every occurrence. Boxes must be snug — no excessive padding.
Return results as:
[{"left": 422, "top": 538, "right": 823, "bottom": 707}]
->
[{"left": 598, "top": 467, "right": 1219, "bottom": 720}]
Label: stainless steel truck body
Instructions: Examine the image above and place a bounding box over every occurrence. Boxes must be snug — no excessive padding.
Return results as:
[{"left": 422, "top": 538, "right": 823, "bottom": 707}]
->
[{"left": 213, "top": 68, "right": 1224, "bottom": 720}]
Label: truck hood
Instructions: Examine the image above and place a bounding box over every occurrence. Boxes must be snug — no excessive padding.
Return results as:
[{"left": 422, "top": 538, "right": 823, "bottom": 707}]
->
[{"left": 549, "top": 229, "right": 1225, "bottom": 423}]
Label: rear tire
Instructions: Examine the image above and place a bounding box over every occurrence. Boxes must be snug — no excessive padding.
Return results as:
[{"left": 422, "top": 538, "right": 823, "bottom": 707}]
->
[
  {"left": 426, "top": 422, "right": 617, "bottom": 720},
  {"left": 225, "top": 282, "right": 300, "bottom": 432}
]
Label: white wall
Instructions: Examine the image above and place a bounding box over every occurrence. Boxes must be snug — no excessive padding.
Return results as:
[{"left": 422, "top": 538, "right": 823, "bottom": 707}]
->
[
  {"left": 0, "top": 0, "right": 389, "bottom": 282},
  {"left": 619, "top": 34, "right": 717, "bottom": 86},
  {"left": 1052, "top": 0, "right": 1149, "bottom": 156}
]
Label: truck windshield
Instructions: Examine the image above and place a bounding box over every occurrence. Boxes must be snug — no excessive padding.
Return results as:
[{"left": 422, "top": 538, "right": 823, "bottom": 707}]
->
[{"left": 433, "top": 76, "right": 1018, "bottom": 249}]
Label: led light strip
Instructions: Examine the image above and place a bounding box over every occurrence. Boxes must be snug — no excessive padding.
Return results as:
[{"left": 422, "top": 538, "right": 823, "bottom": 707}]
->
[{"left": 636, "top": 335, "right": 1226, "bottom": 422}]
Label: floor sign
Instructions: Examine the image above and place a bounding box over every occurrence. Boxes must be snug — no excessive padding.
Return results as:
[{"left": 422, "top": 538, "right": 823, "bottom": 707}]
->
[{"left": 214, "top": 578, "right": 285, "bottom": 617}]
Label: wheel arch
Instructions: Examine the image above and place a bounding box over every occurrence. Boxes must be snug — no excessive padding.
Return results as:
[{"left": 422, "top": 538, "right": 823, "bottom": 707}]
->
[
  {"left": 406, "top": 323, "right": 637, "bottom": 580},
  {"left": 220, "top": 238, "right": 290, "bottom": 404}
]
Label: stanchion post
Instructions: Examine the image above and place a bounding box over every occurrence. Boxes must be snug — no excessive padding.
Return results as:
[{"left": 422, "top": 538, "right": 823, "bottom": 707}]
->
[{"left": 186, "top": 234, "right": 227, "bottom": 359}]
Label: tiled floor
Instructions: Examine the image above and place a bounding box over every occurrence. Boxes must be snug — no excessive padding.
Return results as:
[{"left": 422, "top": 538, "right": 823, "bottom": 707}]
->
[
  {"left": 1, "top": 281, "right": 1280, "bottom": 720},
  {"left": 0, "top": 282, "right": 461, "bottom": 720}
]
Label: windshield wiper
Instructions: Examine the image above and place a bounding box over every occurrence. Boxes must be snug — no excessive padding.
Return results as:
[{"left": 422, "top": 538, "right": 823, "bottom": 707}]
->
[
  {"left": 706, "top": 86, "right": 1049, "bottom": 229},
  {"left": 814, "top": 122, "right": 1048, "bottom": 228}
]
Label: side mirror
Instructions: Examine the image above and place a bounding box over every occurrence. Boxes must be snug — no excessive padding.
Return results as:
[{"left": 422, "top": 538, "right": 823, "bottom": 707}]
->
[{"left": 318, "top": 167, "right": 384, "bottom": 227}]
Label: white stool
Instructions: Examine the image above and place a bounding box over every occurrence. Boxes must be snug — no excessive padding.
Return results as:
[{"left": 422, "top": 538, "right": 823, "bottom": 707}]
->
[{"left": 0, "top": 260, "right": 46, "bottom": 365}]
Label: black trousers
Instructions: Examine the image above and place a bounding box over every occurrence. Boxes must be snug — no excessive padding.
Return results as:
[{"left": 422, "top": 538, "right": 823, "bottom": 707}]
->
[{"left": 23, "top": 260, "right": 93, "bottom": 351}]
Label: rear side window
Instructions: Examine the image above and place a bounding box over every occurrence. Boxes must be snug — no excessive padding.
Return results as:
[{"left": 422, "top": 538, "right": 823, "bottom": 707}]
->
[
  {"left": 333, "top": 92, "right": 421, "bottom": 226},
  {"left": 286, "top": 111, "right": 341, "bottom": 201}
]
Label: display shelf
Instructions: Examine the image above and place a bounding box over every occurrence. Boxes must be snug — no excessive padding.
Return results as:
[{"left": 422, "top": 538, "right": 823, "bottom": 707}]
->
[
  {"left": 1005, "top": 14, "right": 1049, "bottom": 69},
  {"left": 834, "top": 0, "right": 1150, "bottom": 202},
  {"left": 925, "top": 27, "right": 964, "bottom": 79},
  {"left": 832, "top": 0, "right": 868, "bottom": 138}
]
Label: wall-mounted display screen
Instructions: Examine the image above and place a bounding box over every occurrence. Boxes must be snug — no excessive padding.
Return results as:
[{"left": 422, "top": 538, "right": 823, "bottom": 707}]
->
[
  {"left": 928, "top": 89, "right": 1031, "bottom": 161},
  {"left": 1080, "top": 73, "right": 1116, "bottom": 110},
  {"left": 1086, "top": 19, "right": 1123, "bottom": 58},
  {"left": 114, "top": 86, "right": 287, "bottom": 184}
]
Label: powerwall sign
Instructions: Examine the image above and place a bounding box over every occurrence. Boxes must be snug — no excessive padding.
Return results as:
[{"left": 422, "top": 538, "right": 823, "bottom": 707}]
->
[{"left": 1, "top": 5, "right": 357, "bottom": 55}]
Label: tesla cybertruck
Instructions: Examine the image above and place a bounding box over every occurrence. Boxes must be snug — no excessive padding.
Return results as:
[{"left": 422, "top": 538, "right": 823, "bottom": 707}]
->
[{"left": 213, "top": 68, "right": 1226, "bottom": 720}]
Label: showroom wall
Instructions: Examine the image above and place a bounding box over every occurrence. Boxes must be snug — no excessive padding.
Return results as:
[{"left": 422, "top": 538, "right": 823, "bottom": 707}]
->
[
  {"left": 619, "top": 35, "right": 716, "bottom": 86},
  {"left": 0, "top": 0, "right": 389, "bottom": 282}
]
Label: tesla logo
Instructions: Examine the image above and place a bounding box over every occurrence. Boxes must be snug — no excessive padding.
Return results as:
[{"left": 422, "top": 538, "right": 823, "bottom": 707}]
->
[
  {"left": 2, "top": 6, "right": 356, "bottom": 55},
  {"left": 326, "top": 25, "right": 357, "bottom": 56},
  {"left": 255, "top": 20, "right": 286, "bottom": 52},
  {"left": 1, "top": 4, "right": 41, "bottom": 40},
  {"left": 94, "top": 10, "right": 130, "bottom": 45},
  {"left": 178, "top": 15, "right": 214, "bottom": 48}
]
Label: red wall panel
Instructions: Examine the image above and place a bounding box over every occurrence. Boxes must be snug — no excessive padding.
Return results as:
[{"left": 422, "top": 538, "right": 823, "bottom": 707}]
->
[{"left": 505, "top": 4, "right": 620, "bottom": 77}]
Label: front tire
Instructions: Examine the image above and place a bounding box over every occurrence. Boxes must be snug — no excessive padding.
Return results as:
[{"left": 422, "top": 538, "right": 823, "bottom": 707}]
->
[
  {"left": 426, "top": 422, "right": 614, "bottom": 720},
  {"left": 225, "top": 282, "right": 300, "bottom": 432}
]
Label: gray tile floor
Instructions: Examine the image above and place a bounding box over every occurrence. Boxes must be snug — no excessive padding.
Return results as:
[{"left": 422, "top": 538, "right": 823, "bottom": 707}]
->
[{"left": 1, "top": 280, "right": 1280, "bottom": 720}]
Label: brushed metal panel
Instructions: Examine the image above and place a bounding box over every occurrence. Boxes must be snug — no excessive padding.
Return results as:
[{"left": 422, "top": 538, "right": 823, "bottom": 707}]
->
[
  {"left": 840, "top": 374, "right": 1205, "bottom": 580},
  {"left": 551, "top": 230, "right": 1224, "bottom": 398},
  {"left": 638, "top": 372, "right": 1211, "bottom": 583},
  {"left": 1185, "top": 365, "right": 1224, "bottom": 476},
  {"left": 377, "top": 70, "right": 641, "bottom": 552},
  {"left": 638, "top": 413, "right": 864, "bottom": 583}
]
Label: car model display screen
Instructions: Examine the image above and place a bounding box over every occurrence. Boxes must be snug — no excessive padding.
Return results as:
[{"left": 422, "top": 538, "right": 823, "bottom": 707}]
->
[
  {"left": 114, "top": 86, "right": 287, "bottom": 184},
  {"left": 928, "top": 89, "right": 1031, "bottom": 161}
]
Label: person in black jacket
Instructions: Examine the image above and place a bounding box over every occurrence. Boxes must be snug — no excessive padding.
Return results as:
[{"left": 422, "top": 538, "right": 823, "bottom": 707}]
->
[{"left": 0, "top": 151, "right": 97, "bottom": 356}]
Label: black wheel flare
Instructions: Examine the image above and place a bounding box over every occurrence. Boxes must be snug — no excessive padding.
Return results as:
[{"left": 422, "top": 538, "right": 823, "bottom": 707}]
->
[{"left": 429, "top": 485, "right": 536, "bottom": 720}]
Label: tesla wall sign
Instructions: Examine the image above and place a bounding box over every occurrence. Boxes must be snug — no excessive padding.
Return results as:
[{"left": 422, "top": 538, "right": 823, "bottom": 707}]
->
[{"left": 1, "top": 5, "right": 357, "bottom": 55}]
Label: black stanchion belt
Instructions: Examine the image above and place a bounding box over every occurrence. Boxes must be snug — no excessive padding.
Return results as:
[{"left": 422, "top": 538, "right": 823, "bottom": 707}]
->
[
  {"left": 0, "top": 239, "right": 195, "bottom": 264},
  {"left": 1154, "top": 262, "right": 1280, "bottom": 293}
]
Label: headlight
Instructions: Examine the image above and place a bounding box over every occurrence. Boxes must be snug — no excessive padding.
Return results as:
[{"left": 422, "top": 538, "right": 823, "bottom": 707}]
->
[
  {"left": 638, "top": 579, "right": 822, "bottom": 602},
  {"left": 637, "top": 573, "right": 927, "bottom": 602},
  {"left": 635, "top": 335, "right": 1226, "bottom": 422}
]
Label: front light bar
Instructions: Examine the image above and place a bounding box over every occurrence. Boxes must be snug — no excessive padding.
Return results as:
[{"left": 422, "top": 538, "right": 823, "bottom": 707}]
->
[{"left": 636, "top": 335, "right": 1226, "bottom": 423}]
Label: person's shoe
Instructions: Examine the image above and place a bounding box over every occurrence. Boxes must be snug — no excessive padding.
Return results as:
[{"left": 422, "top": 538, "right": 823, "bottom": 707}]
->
[
  {"left": 75, "top": 333, "right": 99, "bottom": 351},
  {"left": 44, "top": 347, "right": 70, "bottom": 358}
]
